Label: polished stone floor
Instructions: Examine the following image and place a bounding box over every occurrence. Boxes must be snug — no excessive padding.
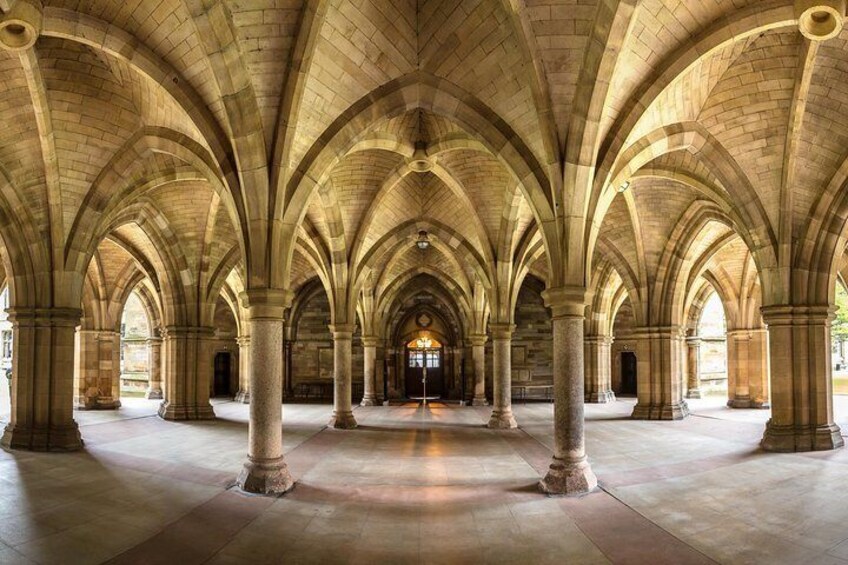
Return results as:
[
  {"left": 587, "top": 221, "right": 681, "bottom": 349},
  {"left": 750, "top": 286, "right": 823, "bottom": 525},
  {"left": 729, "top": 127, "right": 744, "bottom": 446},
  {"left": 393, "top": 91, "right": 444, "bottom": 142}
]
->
[{"left": 0, "top": 397, "right": 845, "bottom": 564}]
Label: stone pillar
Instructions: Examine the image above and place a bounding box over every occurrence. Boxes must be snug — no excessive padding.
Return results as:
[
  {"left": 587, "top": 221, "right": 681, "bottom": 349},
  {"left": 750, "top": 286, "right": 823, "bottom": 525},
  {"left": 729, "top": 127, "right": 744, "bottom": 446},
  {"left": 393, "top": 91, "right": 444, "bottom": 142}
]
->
[
  {"left": 488, "top": 324, "right": 517, "bottom": 428},
  {"left": 584, "top": 335, "right": 615, "bottom": 403},
  {"left": 539, "top": 288, "right": 597, "bottom": 495},
  {"left": 685, "top": 336, "right": 701, "bottom": 399},
  {"left": 158, "top": 326, "right": 215, "bottom": 420},
  {"left": 469, "top": 334, "right": 488, "bottom": 406},
  {"left": 74, "top": 329, "right": 121, "bottom": 410},
  {"left": 761, "top": 306, "right": 842, "bottom": 452},
  {"left": 236, "top": 290, "right": 294, "bottom": 495},
  {"left": 631, "top": 326, "right": 689, "bottom": 420},
  {"left": 145, "top": 335, "right": 163, "bottom": 399},
  {"left": 329, "top": 324, "right": 357, "bottom": 428},
  {"left": 3, "top": 308, "right": 83, "bottom": 451},
  {"left": 234, "top": 335, "right": 250, "bottom": 403},
  {"left": 361, "top": 336, "right": 378, "bottom": 406},
  {"left": 727, "top": 329, "right": 769, "bottom": 408}
]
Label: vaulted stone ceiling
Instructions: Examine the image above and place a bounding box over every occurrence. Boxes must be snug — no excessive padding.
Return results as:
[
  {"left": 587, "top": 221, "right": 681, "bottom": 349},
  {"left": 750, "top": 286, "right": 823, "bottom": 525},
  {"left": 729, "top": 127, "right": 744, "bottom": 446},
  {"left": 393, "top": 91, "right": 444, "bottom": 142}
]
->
[{"left": 0, "top": 0, "right": 847, "bottom": 335}]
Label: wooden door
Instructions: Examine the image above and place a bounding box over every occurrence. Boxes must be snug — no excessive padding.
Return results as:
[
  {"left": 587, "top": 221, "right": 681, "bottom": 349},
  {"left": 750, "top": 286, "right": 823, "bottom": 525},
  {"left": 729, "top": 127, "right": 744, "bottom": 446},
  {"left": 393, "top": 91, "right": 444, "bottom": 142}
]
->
[
  {"left": 404, "top": 348, "right": 443, "bottom": 398},
  {"left": 621, "top": 352, "right": 637, "bottom": 395}
]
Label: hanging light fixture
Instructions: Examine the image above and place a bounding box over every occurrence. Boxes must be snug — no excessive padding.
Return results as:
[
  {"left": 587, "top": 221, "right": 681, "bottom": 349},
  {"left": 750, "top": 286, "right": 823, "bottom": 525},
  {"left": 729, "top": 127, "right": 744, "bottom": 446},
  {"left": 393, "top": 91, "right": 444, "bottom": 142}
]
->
[{"left": 416, "top": 230, "right": 430, "bottom": 250}]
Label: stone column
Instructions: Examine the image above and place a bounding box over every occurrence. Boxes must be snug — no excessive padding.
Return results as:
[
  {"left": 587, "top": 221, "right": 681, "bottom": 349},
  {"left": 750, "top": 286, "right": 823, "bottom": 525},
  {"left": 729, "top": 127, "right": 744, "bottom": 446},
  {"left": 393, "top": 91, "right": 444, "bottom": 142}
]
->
[
  {"left": 685, "top": 336, "right": 701, "bottom": 399},
  {"left": 469, "top": 334, "right": 488, "bottom": 406},
  {"left": 748, "top": 329, "right": 770, "bottom": 409},
  {"left": 361, "top": 336, "right": 378, "bottom": 406},
  {"left": 236, "top": 290, "right": 294, "bottom": 495},
  {"left": 631, "top": 326, "right": 689, "bottom": 420},
  {"left": 584, "top": 335, "right": 615, "bottom": 403},
  {"left": 234, "top": 335, "right": 250, "bottom": 403},
  {"left": 727, "top": 329, "right": 769, "bottom": 408},
  {"left": 329, "top": 324, "right": 357, "bottom": 428},
  {"left": 158, "top": 326, "right": 216, "bottom": 420},
  {"left": 761, "top": 306, "right": 842, "bottom": 452},
  {"left": 145, "top": 335, "right": 163, "bottom": 399},
  {"left": 488, "top": 324, "right": 517, "bottom": 428},
  {"left": 74, "top": 329, "right": 121, "bottom": 410},
  {"left": 3, "top": 308, "right": 83, "bottom": 451},
  {"left": 539, "top": 288, "right": 597, "bottom": 495}
]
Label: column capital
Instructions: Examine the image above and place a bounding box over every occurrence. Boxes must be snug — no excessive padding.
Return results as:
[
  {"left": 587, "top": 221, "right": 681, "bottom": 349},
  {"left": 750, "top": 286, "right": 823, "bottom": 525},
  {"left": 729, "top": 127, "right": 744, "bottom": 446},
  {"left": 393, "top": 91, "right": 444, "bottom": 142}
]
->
[
  {"left": 468, "top": 333, "right": 487, "bottom": 347},
  {"left": 146, "top": 336, "right": 163, "bottom": 345},
  {"left": 236, "top": 335, "right": 251, "bottom": 347},
  {"left": 632, "top": 325, "right": 686, "bottom": 339},
  {"left": 542, "top": 286, "right": 588, "bottom": 318},
  {"left": 161, "top": 326, "right": 215, "bottom": 339},
  {"left": 240, "top": 288, "right": 292, "bottom": 320},
  {"left": 329, "top": 324, "right": 355, "bottom": 339},
  {"left": 585, "top": 335, "right": 613, "bottom": 346},
  {"left": 361, "top": 335, "right": 380, "bottom": 348},
  {"left": 7, "top": 307, "right": 81, "bottom": 327},
  {"left": 685, "top": 336, "right": 702, "bottom": 346},
  {"left": 489, "top": 323, "right": 515, "bottom": 340},
  {"left": 760, "top": 305, "right": 834, "bottom": 326}
]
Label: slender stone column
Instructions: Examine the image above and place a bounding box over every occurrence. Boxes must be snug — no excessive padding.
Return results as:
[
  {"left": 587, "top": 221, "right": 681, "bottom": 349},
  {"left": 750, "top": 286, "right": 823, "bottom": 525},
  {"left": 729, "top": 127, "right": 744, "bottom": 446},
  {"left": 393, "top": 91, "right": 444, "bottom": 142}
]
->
[
  {"left": 236, "top": 289, "right": 294, "bottom": 495},
  {"left": 727, "top": 329, "right": 769, "bottom": 408},
  {"left": 584, "top": 335, "right": 615, "bottom": 403},
  {"left": 539, "top": 288, "right": 597, "bottom": 495},
  {"left": 748, "top": 329, "right": 770, "bottom": 409},
  {"left": 145, "top": 335, "right": 163, "bottom": 399},
  {"left": 234, "top": 335, "right": 250, "bottom": 403},
  {"left": 361, "top": 336, "right": 378, "bottom": 406},
  {"left": 74, "top": 329, "right": 121, "bottom": 410},
  {"left": 631, "top": 326, "right": 689, "bottom": 420},
  {"left": 761, "top": 306, "right": 842, "bottom": 452},
  {"left": 488, "top": 324, "right": 517, "bottom": 428},
  {"left": 158, "top": 326, "right": 216, "bottom": 420},
  {"left": 469, "top": 334, "right": 488, "bottom": 406},
  {"left": 3, "top": 308, "right": 83, "bottom": 451},
  {"left": 685, "top": 336, "right": 702, "bottom": 399},
  {"left": 329, "top": 324, "right": 357, "bottom": 428}
]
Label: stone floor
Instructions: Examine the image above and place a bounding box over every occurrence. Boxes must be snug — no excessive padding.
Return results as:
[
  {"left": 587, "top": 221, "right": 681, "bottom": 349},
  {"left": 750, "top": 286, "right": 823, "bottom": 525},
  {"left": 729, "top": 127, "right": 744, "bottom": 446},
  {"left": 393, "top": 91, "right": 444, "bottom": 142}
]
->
[{"left": 0, "top": 397, "right": 845, "bottom": 564}]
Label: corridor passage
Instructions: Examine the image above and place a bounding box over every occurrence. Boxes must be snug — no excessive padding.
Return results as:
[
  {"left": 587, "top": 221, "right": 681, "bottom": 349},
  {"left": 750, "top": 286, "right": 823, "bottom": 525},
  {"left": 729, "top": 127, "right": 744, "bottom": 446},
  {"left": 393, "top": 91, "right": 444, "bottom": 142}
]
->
[{"left": 0, "top": 400, "right": 846, "bottom": 564}]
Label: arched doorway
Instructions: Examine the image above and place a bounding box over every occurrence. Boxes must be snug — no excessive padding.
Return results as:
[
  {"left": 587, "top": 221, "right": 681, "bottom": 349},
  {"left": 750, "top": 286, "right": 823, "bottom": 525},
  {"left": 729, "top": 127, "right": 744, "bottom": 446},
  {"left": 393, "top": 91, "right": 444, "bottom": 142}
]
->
[
  {"left": 405, "top": 334, "right": 443, "bottom": 399},
  {"left": 697, "top": 292, "right": 728, "bottom": 398},
  {"left": 119, "top": 290, "right": 151, "bottom": 397}
]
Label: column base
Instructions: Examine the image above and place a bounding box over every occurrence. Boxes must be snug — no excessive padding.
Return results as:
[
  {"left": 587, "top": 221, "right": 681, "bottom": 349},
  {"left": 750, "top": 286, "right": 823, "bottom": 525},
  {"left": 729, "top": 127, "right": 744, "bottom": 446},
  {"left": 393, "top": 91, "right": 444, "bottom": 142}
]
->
[
  {"left": 328, "top": 410, "right": 358, "bottom": 429},
  {"left": 685, "top": 389, "right": 702, "bottom": 399},
  {"left": 236, "top": 456, "right": 295, "bottom": 496},
  {"left": 539, "top": 457, "right": 598, "bottom": 496},
  {"left": 158, "top": 401, "right": 216, "bottom": 421},
  {"left": 74, "top": 397, "right": 122, "bottom": 410},
  {"left": 1, "top": 422, "right": 83, "bottom": 452},
  {"left": 727, "top": 395, "right": 751, "bottom": 409},
  {"left": 145, "top": 388, "right": 164, "bottom": 400},
  {"left": 234, "top": 391, "right": 250, "bottom": 404},
  {"left": 360, "top": 396, "right": 378, "bottom": 407},
  {"left": 761, "top": 420, "right": 844, "bottom": 452},
  {"left": 487, "top": 409, "right": 517, "bottom": 429},
  {"left": 585, "top": 391, "right": 615, "bottom": 404},
  {"left": 631, "top": 400, "right": 689, "bottom": 420},
  {"left": 472, "top": 396, "right": 489, "bottom": 407}
]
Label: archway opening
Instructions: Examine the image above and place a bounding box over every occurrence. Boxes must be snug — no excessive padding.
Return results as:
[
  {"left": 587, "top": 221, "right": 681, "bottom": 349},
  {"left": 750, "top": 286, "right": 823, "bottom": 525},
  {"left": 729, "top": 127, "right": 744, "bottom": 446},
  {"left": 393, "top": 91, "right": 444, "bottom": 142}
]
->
[
  {"left": 0, "top": 286, "right": 10, "bottom": 421},
  {"left": 697, "top": 292, "right": 728, "bottom": 399},
  {"left": 832, "top": 280, "right": 848, "bottom": 424},
  {"left": 611, "top": 297, "right": 636, "bottom": 396},
  {"left": 119, "top": 290, "right": 151, "bottom": 398}
]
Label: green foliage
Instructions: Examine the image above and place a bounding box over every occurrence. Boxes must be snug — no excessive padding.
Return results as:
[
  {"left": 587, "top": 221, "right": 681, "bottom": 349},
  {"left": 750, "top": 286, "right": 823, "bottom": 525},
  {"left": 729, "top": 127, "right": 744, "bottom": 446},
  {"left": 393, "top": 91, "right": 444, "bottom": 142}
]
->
[{"left": 833, "top": 285, "right": 848, "bottom": 341}]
